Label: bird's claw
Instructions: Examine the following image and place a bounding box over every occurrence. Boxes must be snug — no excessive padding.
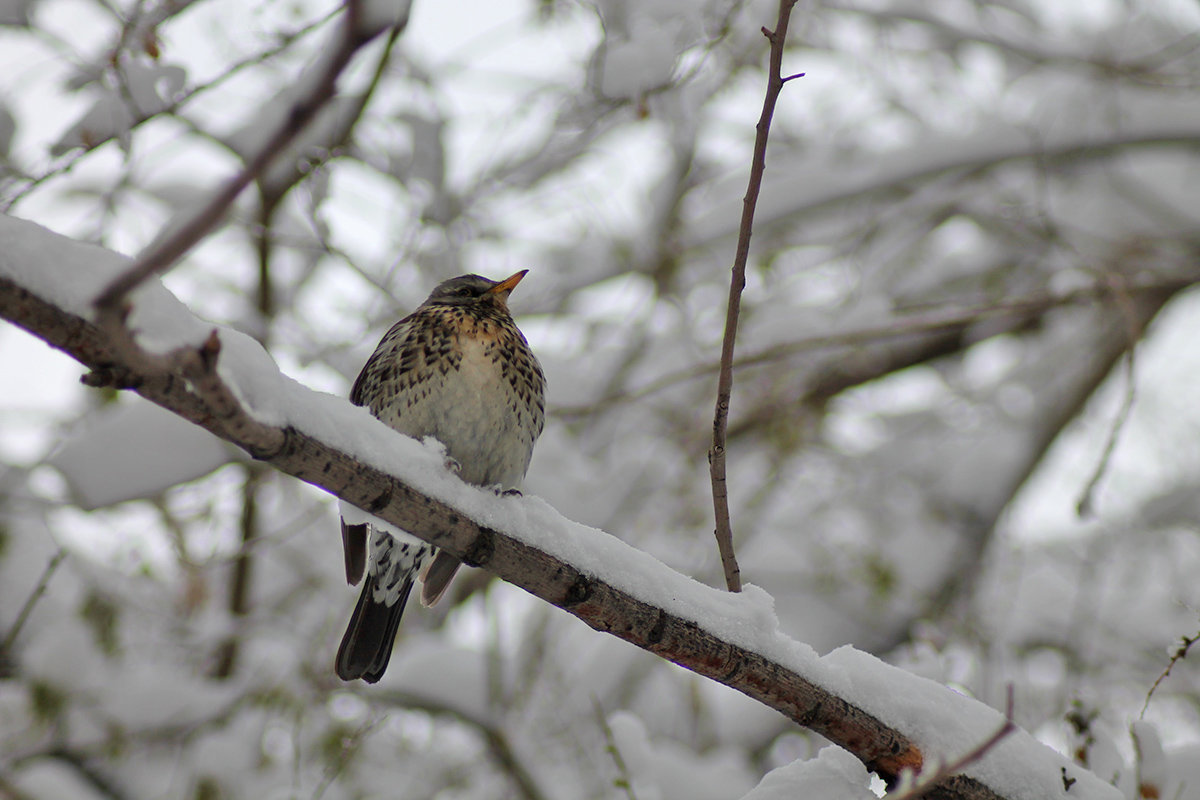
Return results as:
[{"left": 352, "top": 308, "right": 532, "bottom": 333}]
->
[{"left": 444, "top": 456, "right": 462, "bottom": 475}]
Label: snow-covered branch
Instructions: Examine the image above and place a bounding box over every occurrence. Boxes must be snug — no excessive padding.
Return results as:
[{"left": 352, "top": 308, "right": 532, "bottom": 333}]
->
[
  {"left": 91, "top": 0, "right": 409, "bottom": 316},
  {"left": 0, "top": 214, "right": 1120, "bottom": 800}
]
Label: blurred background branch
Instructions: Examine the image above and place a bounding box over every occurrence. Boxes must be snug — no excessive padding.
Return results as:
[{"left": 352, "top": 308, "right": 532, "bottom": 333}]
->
[{"left": 3, "top": 0, "right": 1200, "bottom": 797}]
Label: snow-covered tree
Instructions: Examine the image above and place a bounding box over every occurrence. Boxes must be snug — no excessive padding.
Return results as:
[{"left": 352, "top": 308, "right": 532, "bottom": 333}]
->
[{"left": 2, "top": 0, "right": 1200, "bottom": 798}]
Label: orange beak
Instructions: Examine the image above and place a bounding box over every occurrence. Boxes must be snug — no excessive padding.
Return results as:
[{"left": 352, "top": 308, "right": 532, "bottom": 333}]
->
[{"left": 486, "top": 270, "right": 528, "bottom": 297}]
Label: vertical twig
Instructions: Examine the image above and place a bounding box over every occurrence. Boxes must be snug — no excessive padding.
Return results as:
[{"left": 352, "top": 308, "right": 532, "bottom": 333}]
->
[
  {"left": 1, "top": 549, "right": 67, "bottom": 655},
  {"left": 1075, "top": 279, "right": 1142, "bottom": 517},
  {"left": 593, "top": 698, "right": 641, "bottom": 800},
  {"left": 212, "top": 464, "right": 263, "bottom": 678},
  {"left": 708, "top": 0, "right": 802, "bottom": 592}
]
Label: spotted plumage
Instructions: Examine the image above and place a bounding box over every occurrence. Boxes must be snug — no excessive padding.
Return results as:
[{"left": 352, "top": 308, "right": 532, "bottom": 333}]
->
[{"left": 336, "top": 272, "right": 545, "bottom": 684}]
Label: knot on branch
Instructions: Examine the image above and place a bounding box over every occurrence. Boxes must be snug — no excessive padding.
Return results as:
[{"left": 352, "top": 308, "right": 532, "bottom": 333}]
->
[
  {"left": 198, "top": 329, "right": 221, "bottom": 371},
  {"left": 367, "top": 484, "right": 393, "bottom": 513},
  {"left": 564, "top": 574, "right": 593, "bottom": 606},
  {"left": 81, "top": 364, "right": 141, "bottom": 390},
  {"left": 647, "top": 610, "right": 668, "bottom": 645},
  {"left": 461, "top": 528, "right": 495, "bottom": 568}
]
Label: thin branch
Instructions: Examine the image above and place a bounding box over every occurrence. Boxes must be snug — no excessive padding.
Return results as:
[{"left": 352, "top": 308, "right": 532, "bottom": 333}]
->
[
  {"left": 0, "top": 9, "right": 342, "bottom": 212},
  {"left": 373, "top": 690, "right": 550, "bottom": 800},
  {"left": 1075, "top": 280, "right": 1144, "bottom": 517},
  {"left": 1141, "top": 629, "right": 1200, "bottom": 717},
  {"left": 0, "top": 225, "right": 1121, "bottom": 799},
  {"left": 553, "top": 277, "right": 1196, "bottom": 420},
  {"left": 311, "top": 717, "right": 385, "bottom": 800},
  {"left": 887, "top": 686, "right": 1017, "bottom": 800},
  {"left": 1, "top": 270, "right": 928, "bottom": 793},
  {"left": 1, "top": 549, "right": 67, "bottom": 656},
  {"left": 211, "top": 464, "right": 264, "bottom": 679},
  {"left": 90, "top": 0, "right": 397, "bottom": 317},
  {"left": 42, "top": 747, "right": 130, "bottom": 800},
  {"left": 708, "top": 0, "right": 800, "bottom": 594},
  {"left": 593, "top": 698, "right": 640, "bottom": 800}
]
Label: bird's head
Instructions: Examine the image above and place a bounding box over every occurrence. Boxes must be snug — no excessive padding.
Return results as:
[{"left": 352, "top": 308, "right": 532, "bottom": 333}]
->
[{"left": 425, "top": 271, "right": 528, "bottom": 310}]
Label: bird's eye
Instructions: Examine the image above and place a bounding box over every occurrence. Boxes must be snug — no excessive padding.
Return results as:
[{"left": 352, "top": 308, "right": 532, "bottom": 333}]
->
[{"left": 456, "top": 287, "right": 473, "bottom": 297}]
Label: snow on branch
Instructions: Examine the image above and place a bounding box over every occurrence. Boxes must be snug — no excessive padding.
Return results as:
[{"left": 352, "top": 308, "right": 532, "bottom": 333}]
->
[
  {"left": 0, "top": 215, "right": 1120, "bottom": 800},
  {"left": 90, "top": 0, "right": 408, "bottom": 317},
  {"left": 683, "top": 96, "right": 1200, "bottom": 248}
]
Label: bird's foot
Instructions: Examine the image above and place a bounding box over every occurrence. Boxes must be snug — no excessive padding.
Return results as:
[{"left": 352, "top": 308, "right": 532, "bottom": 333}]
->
[
  {"left": 491, "top": 486, "right": 522, "bottom": 497},
  {"left": 444, "top": 456, "right": 462, "bottom": 475}
]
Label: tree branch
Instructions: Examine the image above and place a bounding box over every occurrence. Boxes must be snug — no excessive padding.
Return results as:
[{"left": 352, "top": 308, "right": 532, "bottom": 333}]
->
[
  {"left": 0, "top": 549, "right": 66, "bottom": 659},
  {"left": 887, "top": 687, "right": 1017, "bottom": 800},
  {"left": 90, "top": 0, "right": 403, "bottom": 317},
  {"left": 708, "top": 0, "right": 802, "bottom": 594},
  {"left": 0, "top": 219, "right": 1118, "bottom": 800},
  {"left": 374, "top": 689, "right": 550, "bottom": 800}
]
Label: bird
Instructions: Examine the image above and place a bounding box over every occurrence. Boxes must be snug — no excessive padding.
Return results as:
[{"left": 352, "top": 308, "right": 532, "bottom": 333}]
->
[{"left": 335, "top": 271, "right": 545, "bottom": 683}]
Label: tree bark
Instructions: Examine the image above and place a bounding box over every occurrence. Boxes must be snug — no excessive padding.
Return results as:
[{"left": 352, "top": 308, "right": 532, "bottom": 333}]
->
[{"left": 0, "top": 228, "right": 1120, "bottom": 800}]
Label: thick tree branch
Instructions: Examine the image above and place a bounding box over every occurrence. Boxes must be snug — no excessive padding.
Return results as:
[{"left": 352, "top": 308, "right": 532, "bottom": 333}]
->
[{"left": 0, "top": 221, "right": 1117, "bottom": 800}]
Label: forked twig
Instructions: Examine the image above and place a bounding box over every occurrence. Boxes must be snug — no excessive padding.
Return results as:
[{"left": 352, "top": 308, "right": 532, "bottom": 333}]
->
[{"left": 708, "top": 0, "right": 802, "bottom": 592}]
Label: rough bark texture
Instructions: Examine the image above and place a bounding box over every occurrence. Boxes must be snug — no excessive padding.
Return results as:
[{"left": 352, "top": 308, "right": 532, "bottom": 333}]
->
[{"left": 2, "top": 270, "right": 1081, "bottom": 800}]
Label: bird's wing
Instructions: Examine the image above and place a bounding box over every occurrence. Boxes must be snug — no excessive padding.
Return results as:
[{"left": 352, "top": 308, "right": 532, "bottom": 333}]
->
[
  {"left": 343, "top": 312, "right": 421, "bottom": 585},
  {"left": 348, "top": 312, "right": 419, "bottom": 407}
]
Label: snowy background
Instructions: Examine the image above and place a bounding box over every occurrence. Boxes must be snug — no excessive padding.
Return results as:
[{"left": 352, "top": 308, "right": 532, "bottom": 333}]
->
[{"left": 3, "top": 0, "right": 1200, "bottom": 797}]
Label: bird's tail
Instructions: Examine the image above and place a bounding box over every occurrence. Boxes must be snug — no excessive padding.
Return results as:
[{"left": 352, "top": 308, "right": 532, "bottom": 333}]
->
[{"left": 335, "top": 574, "right": 413, "bottom": 683}]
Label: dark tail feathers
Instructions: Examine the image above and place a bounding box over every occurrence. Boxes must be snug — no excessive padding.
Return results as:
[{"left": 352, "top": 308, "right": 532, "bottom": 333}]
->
[{"left": 335, "top": 575, "right": 413, "bottom": 683}]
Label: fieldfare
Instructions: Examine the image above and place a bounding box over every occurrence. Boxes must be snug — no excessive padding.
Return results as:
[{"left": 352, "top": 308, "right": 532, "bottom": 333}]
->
[{"left": 336, "top": 271, "right": 545, "bottom": 683}]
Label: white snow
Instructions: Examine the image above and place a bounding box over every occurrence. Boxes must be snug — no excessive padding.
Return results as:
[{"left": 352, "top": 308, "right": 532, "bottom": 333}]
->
[
  {"left": 50, "top": 399, "right": 240, "bottom": 509},
  {"left": 608, "top": 710, "right": 756, "bottom": 800},
  {"left": 0, "top": 212, "right": 1125, "bottom": 800},
  {"left": 823, "top": 646, "right": 1121, "bottom": 799},
  {"left": 384, "top": 638, "right": 490, "bottom": 719},
  {"left": 598, "top": 23, "right": 679, "bottom": 99},
  {"left": 737, "top": 747, "right": 875, "bottom": 800},
  {"left": 50, "top": 60, "right": 187, "bottom": 155}
]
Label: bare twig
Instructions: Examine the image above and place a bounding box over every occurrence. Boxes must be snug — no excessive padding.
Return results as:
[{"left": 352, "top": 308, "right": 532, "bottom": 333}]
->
[
  {"left": 708, "top": 0, "right": 802, "bottom": 594},
  {"left": 1076, "top": 280, "right": 1143, "bottom": 517},
  {"left": 1141, "top": 629, "right": 1200, "bottom": 717},
  {"left": 91, "top": 0, "right": 397, "bottom": 316},
  {"left": 1, "top": 549, "right": 67, "bottom": 656},
  {"left": 211, "top": 464, "right": 264, "bottom": 678},
  {"left": 374, "top": 689, "right": 550, "bottom": 800},
  {"left": 42, "top": 747, "right": 130, "bottom": 800},
  {"left": 887, "top": 686, "right": 1018, "bottom": 800},
  {"left": 1, "top": 267, "right": 935, "bottom": 790},
  {"left": 311, "top": 717, "right": 386, "bottom": 800},
  {"left": 593, "top": 699, "right": 640, "bottom": 800},
  {"left": 0, "top": 10, "right": 342, "bottom": 212},
  {"left": 2, "top": 224, "right": 1124, "bottom": 798}
]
